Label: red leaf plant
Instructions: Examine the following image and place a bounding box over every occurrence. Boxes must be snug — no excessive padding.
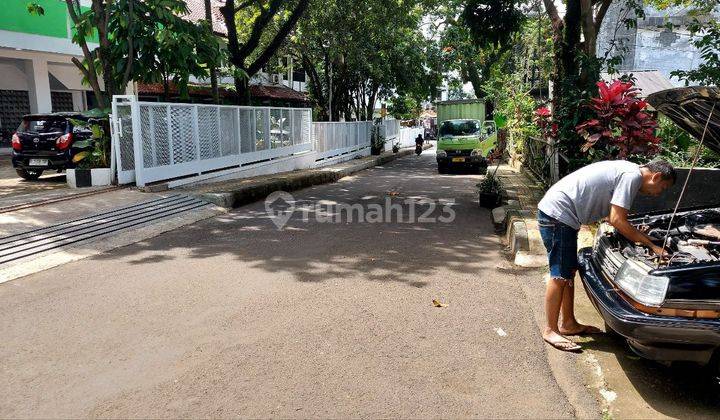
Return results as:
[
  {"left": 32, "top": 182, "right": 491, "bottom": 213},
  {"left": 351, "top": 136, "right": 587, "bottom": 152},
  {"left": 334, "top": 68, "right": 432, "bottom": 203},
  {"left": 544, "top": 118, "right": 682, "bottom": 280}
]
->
[
  {"left": 576, "top": 80, "right": 660, "bottom": 159},
  {"left": 535, "top": 106, "right": 557, "bottom": 139}
]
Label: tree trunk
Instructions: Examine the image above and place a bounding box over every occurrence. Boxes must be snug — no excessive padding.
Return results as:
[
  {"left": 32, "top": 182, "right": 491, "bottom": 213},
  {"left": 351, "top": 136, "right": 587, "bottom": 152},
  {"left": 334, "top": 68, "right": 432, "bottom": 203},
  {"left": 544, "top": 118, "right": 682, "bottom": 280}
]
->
[
  {"left": 204, "top": 0, "right": 220, "bottom": 104},
  {"left": 234, "top": 74, "right": 251, "bottom": 105},
  {"left": 464, "top": 60, "right": 485, "bottom": 99}
]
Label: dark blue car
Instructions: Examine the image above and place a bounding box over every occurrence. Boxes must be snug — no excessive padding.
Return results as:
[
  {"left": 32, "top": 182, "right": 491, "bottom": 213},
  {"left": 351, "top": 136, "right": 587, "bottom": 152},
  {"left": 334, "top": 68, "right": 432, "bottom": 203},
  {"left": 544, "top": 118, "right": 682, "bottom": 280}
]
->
[
  {"left": 578, "top": 87, "right": 720, "bottom": 377},
  {"left": 11, "top": 113, "right": 93, "bottom": 180}
]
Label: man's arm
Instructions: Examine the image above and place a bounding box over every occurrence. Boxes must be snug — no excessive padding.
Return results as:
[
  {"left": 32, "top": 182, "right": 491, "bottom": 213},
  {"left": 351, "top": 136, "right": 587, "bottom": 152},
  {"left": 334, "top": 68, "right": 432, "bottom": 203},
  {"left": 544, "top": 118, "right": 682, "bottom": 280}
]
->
[{"left": 608, "top": 204, "right": 665, "bottom": 256}]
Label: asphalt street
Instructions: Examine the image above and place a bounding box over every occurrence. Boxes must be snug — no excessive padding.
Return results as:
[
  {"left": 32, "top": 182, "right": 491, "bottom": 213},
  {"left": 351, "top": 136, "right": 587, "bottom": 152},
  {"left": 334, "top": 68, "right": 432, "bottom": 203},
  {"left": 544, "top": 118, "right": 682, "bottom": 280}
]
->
[{"left": 0, "top": 153, "right": 588, "bottom": 417}]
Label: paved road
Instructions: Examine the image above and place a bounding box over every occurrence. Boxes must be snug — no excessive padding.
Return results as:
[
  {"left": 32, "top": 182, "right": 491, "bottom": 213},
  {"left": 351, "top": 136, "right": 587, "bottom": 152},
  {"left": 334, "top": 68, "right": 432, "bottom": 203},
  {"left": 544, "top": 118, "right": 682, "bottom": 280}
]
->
[
  {"left": 1, "top": 154, "right": 585, "bottom": 418},
  {"left": 0, "top": 154, "right": 68, "bottom": 200}
]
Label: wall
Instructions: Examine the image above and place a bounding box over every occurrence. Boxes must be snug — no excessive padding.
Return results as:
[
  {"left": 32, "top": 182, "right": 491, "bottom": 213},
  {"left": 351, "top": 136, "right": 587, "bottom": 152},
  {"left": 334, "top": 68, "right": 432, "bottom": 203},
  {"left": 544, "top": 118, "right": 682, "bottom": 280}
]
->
[
  {"left": 633, "top": 28, "right": 701, "bottom": 86},
  {"left": 0, "top": 59, "right": 30, "bottom": 91},
  {"left": 0, "top": 0, "right": 68, "bottom": 39},
  {"left": 596, "top": 4, "right": 719, "bottom": 87},
  {"left": 596, "top": 1, "right": 637, "bottom": 71}
]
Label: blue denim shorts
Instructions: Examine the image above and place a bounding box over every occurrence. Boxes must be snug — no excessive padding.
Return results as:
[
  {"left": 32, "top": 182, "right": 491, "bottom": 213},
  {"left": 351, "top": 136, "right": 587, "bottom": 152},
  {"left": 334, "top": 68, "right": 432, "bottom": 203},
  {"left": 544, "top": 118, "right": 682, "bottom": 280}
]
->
[{"left": 537, "top": 210, "right": 579, "bottom": 280}]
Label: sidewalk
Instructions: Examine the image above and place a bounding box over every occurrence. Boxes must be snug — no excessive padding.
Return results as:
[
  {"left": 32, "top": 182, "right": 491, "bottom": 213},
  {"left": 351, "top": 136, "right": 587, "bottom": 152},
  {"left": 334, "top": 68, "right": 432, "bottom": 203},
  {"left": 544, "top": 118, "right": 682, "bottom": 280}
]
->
[
  {"left": 491, "top": 164, "right": 549, "bottom": 267},
  {"left": 178, "top": 147, "right": 425, "bottom": 208}
]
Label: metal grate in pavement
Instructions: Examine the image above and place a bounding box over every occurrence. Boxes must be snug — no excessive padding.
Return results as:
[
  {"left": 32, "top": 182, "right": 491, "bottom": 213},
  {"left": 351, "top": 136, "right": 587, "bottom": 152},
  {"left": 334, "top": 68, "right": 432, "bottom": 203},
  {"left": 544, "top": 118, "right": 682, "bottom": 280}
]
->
[{"left": 0, "top": 195, "right": 209, "bottom": 265}]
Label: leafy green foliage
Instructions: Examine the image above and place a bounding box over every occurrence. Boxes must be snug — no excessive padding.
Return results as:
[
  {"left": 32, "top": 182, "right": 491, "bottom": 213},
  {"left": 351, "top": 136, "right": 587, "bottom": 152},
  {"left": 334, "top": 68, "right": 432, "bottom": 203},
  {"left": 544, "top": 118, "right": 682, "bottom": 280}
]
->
[
  {"left": 653, "top": 115, "right": 720, "bottom": 168},
  {"left": 479, "top": 16, "right": 550, "bottom": 154},
  {"left": 220, "top": 0, "right": 310, "bottom": 104},
  {"left": 69, "top": 115, "right": 111, "bottom": 169},
  {"left": 388, "top": 95, "right": 422, "bottom": 120},
  {"left": 477, "top": 172, "right": 502, "bottom": 193},
  {"left": 463, "top": 0, "right": 525, "bottom": 49},
  {"left": 28, "top": 1, "right": 222, "bottom": 107},
  {"left": 292, "top": 0, "right": 431, "bottom": 120}
]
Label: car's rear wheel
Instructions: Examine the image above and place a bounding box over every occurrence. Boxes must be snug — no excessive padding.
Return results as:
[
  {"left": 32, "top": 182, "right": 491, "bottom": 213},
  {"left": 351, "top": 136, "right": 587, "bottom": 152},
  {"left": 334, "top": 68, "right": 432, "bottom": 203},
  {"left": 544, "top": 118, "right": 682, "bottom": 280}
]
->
[{"left": 16, "top": 168, "right": 44, "bottom": 180}]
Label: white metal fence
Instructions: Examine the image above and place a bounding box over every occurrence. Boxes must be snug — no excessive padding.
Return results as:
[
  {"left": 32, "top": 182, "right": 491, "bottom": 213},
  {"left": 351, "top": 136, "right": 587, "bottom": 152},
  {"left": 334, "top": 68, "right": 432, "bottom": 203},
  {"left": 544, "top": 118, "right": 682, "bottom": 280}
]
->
[
  {"left": 110, "top": 96, "right": 421, "bottom": 187},
  {"left": 380, "top": 119, "right": 400, "bottom": 142},
  {"left": 313, "top": 121, "right": 372, "bottom": 161},
  {"left": 396, "top": 127, "right": 424, "bottom": 148},
  {"left": 111, "top": 96, "right": 312, "bottom": 187}
]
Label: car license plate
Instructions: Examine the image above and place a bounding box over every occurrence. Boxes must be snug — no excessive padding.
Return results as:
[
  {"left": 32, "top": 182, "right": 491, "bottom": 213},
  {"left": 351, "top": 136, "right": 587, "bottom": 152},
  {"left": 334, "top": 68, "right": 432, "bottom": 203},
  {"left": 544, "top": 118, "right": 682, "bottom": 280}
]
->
[
  {"left": 29, "top": 159, "right": 49, "bottom": 167},
  {"left": 452, "top": 157, "right": 465, "bottom": 162}
]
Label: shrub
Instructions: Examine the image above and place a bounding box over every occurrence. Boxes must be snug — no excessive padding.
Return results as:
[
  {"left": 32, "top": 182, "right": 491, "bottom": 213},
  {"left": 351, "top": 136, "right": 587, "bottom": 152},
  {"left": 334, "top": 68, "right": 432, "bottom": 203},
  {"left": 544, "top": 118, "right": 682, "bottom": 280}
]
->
[{"left": 576, "top": 80, "right": 660, "bottom": 159}]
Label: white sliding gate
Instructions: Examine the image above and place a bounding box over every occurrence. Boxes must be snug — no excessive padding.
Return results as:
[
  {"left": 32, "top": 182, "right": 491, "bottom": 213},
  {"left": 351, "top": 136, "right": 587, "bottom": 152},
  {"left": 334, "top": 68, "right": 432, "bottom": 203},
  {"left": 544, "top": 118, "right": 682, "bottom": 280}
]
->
[{"left": 110, "top": 96, "right": 312, "bottom": 187}]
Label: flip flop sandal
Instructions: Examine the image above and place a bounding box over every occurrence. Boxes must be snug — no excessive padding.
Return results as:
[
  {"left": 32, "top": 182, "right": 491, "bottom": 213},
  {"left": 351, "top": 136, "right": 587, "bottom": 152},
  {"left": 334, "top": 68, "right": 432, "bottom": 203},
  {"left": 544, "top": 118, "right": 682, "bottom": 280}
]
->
[
  {"left": 560, "top": 325, "right": 603, "bottom": 336},
  {"left": 544, "top": 338, "right": 582, "bottom": 352}
]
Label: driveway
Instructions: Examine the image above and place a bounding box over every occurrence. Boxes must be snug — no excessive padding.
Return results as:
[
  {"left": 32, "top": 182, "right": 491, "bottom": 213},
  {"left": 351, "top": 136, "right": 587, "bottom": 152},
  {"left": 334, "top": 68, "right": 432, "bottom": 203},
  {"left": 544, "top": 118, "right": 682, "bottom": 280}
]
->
[
  {"left": 0, "top": 154, "right": 68, "bottom": 201},
  {"left": 0, "top": 153, "right": 593, "bottom": 418}
]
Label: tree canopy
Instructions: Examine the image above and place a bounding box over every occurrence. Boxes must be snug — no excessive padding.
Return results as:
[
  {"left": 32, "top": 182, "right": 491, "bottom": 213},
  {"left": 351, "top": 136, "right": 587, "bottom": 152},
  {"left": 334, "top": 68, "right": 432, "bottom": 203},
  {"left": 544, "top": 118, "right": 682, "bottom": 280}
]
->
[
  {"left": 29, "top": 0, "right": 223, "bottom": 109},
  {"left": 291, "top": 0, "right": 433, "bottom": 121}
]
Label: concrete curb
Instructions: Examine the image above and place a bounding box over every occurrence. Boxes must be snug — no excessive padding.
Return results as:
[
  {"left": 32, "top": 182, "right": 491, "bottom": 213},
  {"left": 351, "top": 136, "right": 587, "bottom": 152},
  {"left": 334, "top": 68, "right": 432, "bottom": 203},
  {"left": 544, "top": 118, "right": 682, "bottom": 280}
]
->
[
  {"left": 193, "top": 148, "right": 420, "bottom": 209},
  {"left": 492, "top": 166, "right": 548, "bottom": 268}
]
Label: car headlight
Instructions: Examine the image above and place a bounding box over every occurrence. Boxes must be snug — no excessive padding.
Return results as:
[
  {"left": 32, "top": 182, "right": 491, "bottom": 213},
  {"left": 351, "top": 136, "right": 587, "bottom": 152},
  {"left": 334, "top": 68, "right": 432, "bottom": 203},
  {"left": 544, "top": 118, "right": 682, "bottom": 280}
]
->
[
  {"left": 436, "top": 150, "right": 447, "bottom": 158},
  {"left": 615, "top": 259, "right": 670, "bottom": 307}
]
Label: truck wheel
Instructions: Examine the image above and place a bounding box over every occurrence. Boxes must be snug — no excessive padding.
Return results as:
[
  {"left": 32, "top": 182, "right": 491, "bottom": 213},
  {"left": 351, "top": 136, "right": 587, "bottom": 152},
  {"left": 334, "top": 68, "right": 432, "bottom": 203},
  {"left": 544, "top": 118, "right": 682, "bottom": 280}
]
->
[
  {"left": 438, "top": 164, "right": 448, "bottom": 174},
  {"left": 16, "top": 168, "right": 43, "bottom": 180}
]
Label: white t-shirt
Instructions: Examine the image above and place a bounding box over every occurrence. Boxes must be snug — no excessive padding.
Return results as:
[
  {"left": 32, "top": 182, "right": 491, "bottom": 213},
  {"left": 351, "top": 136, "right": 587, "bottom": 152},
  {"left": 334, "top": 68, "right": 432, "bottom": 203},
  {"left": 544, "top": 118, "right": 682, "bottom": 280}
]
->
[{"left": 538, "top": 160, "right": 643, "bottom": 230}]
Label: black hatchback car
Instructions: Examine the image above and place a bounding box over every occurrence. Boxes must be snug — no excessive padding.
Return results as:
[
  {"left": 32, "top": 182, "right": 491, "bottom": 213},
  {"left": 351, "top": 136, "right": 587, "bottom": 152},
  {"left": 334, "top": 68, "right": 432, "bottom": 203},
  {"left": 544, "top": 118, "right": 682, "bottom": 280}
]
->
[
  {"left": 11, "top": 113, "right": 93, "bottom": 180},
  {"left": 579, "top": 86, "right": 720, "bottom": 374}
]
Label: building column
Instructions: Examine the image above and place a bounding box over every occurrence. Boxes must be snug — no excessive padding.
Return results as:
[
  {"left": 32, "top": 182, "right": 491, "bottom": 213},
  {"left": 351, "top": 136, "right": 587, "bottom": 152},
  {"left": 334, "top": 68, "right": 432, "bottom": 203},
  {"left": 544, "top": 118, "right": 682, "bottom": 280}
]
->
[
  {"left": 71, "top": 91, "right": 86, "bottom": 112},
  {"left": 25, "top": 58, "right": 52, "bottom": 113}
]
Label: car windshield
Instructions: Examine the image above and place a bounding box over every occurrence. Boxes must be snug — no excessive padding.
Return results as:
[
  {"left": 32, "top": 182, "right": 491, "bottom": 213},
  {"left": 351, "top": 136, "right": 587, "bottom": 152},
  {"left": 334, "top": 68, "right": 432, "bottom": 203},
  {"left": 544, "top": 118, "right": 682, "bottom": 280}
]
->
[
  {"left": 18, "top": 118, "right": 67, "bottom": 134},
  {"left": 439, "top": 120, "right": 480, "bottom": 136}
]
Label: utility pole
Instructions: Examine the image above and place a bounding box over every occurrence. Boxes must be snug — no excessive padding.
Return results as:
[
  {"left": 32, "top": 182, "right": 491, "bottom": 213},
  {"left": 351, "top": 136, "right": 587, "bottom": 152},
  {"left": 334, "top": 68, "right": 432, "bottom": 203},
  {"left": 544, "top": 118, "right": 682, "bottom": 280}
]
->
[{"left": 204, "top": 0, "right": 220, "bottom": 104}]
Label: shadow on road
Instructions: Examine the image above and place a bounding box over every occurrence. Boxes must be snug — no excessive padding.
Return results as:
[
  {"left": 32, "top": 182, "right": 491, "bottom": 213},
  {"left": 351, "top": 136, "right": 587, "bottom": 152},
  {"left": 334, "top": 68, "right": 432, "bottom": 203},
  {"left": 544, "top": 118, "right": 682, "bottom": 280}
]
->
[
  {"left": 91, "top": 155, "right": 498, "bottom": 289},
  {"left": 581, "top": 330, "right": 720, "bottom": 417}
]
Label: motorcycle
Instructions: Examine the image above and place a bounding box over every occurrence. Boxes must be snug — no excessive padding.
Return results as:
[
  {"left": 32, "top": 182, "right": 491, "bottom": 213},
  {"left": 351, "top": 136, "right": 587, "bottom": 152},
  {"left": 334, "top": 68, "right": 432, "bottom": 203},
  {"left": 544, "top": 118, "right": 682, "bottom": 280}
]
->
[{"left": 415, "top": 143, "right": 423, "bottom": 155}]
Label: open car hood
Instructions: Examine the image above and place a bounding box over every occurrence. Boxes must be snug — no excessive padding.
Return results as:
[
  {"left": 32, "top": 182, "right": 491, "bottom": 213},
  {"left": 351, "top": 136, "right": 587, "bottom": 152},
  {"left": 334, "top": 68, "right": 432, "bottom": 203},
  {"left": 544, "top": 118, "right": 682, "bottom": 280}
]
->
[
  {"left": 631, "top": 87, "right": 720, "bottom": 215},
  {"left": 647, "top": 86, "right": 720, "bottom": 154}
]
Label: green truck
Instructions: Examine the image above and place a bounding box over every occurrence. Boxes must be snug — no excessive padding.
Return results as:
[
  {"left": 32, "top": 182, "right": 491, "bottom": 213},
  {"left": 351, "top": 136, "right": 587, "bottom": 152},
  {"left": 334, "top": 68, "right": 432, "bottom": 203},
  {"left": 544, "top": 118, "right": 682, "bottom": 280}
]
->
[{"left": 435, "top": 99, "right": 497, "bottom": 174}]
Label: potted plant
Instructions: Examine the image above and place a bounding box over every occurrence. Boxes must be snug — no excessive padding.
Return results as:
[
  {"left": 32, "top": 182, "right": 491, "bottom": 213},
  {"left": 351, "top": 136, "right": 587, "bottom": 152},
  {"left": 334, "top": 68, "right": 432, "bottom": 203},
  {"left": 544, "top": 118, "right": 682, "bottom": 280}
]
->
[
  {"left": 392, "top": 141, "right": 400, "bottom": 153},
  {"left": 477, "top": 173, "right": 502, "bottom": 209},
  {"left": 370, "top": 125, "right": 386, "bottom": 155},
  {"left": 66, "top": 115, "right": 112, "bottom": 188}
]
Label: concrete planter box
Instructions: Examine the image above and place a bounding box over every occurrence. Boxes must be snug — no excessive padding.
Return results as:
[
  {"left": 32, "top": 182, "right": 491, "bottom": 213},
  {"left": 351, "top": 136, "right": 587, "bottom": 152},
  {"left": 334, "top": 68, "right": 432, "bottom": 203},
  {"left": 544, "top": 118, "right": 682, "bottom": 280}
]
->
[{"left": 67, "top": 168, "right": 112, "bottom": 188}]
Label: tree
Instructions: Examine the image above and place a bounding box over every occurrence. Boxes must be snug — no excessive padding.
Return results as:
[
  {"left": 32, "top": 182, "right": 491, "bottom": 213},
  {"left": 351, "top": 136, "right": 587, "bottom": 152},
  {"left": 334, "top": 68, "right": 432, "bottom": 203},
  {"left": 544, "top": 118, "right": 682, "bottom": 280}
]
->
[
  {"left": 220, "top": 0, "right": 311, "bottom": 105},
  {"left": 539, "top": 0, "right": 646, "bottom": 164},
  {"left": 291, "top": 0, "right": 431, "bottom": 121},
  {"left": 204, "top": 0, "right": 220, "bottom": 103},
  {"left": 28, "top": 1, "right": 223, "bottom": 109},
  {"left": 427, "top": 0, "right": 524, "bottom": 101}
]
